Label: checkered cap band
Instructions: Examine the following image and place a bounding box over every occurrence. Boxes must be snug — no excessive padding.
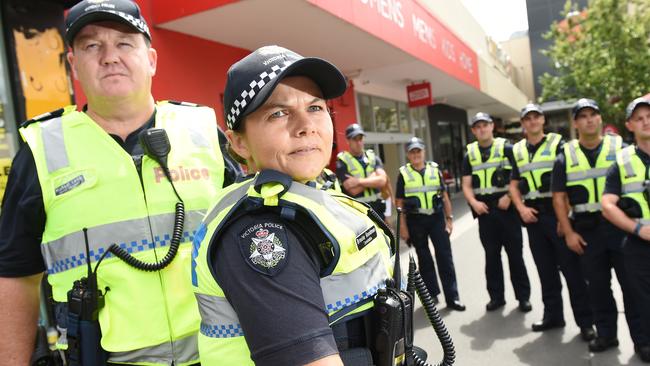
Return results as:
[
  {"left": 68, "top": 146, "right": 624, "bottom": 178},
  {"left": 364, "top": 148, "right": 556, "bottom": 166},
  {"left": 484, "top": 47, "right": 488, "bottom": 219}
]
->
[{"left": 226, "top": 60, "right": 295, "bottom": 129}]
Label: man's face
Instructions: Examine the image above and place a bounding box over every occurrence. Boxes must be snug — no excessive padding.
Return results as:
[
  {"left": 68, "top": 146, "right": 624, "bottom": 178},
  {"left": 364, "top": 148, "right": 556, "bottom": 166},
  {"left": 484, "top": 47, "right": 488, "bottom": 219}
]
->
[
  {"left": 470, "top": 121, "right": 494, "bottom": 143},
  {"left": 573, "top": 108, "right": 602, "bottom": 138},
  {"left": 626, "top": 105, "right": 650, "bottom": 142},
  {"left": 521, "top": 111, "right": 545, "bottom": 136},
  {"left": 347, "top": 134, "right": 365, "bottom": 156},
  {"left": 228, "top": 76, "right": 333, "bottom": 182},
  {"left": 407, "top": 148, "right": 425, "bottom": 167},
  {"left": 67, "top": 21, "right": 156, "bottom": 103}
]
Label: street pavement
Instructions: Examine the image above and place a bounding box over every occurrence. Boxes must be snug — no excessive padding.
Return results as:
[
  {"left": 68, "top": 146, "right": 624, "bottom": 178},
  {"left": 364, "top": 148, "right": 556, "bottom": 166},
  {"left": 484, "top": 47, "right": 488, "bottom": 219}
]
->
[{"left": 403, "top": 194, "right": 645, "bottom": 366}]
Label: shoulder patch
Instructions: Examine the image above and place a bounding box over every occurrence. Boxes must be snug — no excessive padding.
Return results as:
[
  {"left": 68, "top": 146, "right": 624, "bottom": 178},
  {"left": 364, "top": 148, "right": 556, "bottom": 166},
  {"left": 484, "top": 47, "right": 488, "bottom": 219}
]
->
[
  {"left": 20, "top": 108, "right": 65, "bottom": 128},
  {"left": 166, "top": 100, "right": 203, "bottom": 107},
  {"left": 239, "top": 221, "right": 289, "bottom": 276}
]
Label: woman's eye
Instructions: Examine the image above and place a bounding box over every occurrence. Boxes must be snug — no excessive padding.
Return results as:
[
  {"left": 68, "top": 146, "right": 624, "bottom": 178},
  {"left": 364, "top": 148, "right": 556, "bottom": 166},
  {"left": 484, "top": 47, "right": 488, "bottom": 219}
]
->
[
  {"left": 308, "top": 105, "right": 324, "bottom": 112},
  {"left": 270, "top": 110, "right": 287, "bottom": 118}
]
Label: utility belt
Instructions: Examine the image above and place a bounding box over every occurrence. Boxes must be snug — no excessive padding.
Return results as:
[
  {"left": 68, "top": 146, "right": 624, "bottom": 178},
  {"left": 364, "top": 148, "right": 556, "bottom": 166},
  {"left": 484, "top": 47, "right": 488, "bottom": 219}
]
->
[
  {"left": 570, "top": 212, "right": 605, "bottom": 231},
  {"left": 525, "top": 198, "right": 554, "bottom": 214},
  {"left": 402, "top": 196, "right": 443, "bottom": 216}
]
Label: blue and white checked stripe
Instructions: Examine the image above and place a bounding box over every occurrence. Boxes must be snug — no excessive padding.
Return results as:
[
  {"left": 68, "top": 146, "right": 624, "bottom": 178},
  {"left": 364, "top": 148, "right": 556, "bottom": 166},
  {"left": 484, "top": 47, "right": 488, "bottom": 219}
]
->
[
  {"left": 47, "top": 230, "right": 196, "bottom": 274},
  {"left": 200, "top": 323, "right": 244, "bottom": 338}
]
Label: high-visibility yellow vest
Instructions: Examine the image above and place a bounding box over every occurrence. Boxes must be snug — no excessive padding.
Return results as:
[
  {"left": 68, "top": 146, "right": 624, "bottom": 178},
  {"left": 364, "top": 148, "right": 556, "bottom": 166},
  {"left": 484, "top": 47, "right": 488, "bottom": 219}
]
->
[
  {"left": 513, "top": 133, "right": 561, "bottom": 200},
  {"left": 617, "top": 145, "right": 650, "bottom": 223},
  {"left": 467, "top": 137, "right": 511, "bottom": 195},
  {"left": 192, "top": 172, "right": 394, "bottom": 365},
  {"left": 337, "top": 149, "right": 381, "bottom": 202},
  {"left": 564, "top": 134, "right": 621, "bottom": 213},
  {"left": 19, "top": 101, "right": 225, "bottom": 365},
  {"left": 399, "top": 161, "right": 442, "bottom": 214}
]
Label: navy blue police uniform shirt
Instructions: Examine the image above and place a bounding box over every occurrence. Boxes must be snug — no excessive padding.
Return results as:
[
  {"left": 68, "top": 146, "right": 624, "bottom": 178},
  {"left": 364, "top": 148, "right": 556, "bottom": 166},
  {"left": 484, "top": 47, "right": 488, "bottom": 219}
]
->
[
  {"left": 551, "top": 139, "right": 627, "bottom": 193},
  {"left": 0, "top": 112, "right": 242, "bottom": 277},
  {"left": 335, "top": 151, "right": 384, "bottom": 197},
  {"left": 210, "top": 209, "right": 338, "bottom": 366},
  {"left": 604, "top": 145, "right": 650, "bottom": 196},
  {"left": 461, "top": 141, "right": 515, "bottom": 201}
]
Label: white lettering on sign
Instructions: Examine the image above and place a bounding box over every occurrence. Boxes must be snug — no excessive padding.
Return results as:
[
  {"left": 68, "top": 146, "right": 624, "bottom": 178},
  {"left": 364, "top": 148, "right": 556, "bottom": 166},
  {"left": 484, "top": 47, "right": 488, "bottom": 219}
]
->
[
  {"left": 411, "top": 13, "right": 436, "bottom": 50},
  {"left": 459, "top": 52, "right": 473, "bottom": 74},
  {"left": 408, "top": 88, "right": 430, "bottom": 102},
  {"left": 442, "top": 39, "right": 456, "bottom": 62},
  {"left": 360, "top": 0, "right": 404, "bottom": 28}
]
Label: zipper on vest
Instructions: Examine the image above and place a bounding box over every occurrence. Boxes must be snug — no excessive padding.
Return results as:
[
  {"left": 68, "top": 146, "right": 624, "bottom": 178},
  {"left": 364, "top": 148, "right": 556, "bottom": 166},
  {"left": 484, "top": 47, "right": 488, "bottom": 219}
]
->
[{"left": 132, "top": 154, "right": 146, "bottom": 192}]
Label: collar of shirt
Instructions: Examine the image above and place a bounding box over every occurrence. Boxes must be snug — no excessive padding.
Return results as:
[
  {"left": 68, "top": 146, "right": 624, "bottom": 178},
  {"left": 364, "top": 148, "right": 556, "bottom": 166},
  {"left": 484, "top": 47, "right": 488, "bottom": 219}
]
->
[
  {"left": 635, "top": 145, "right": 650, "bottom": 164},
  {"left": 103, "top": 110, "right": 156, "bottom": 156}
]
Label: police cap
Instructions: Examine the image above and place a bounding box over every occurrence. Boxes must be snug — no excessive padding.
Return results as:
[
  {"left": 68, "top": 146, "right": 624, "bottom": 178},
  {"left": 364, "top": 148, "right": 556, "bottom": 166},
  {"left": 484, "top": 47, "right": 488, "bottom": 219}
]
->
[
  {"left": 572, "top": 98, "right": 600, "bottom": 119},
  {"left": 470, "top": 112, "right": 493, "bottom": 126},
  {"left": 406, "top": 137, "right": 425, "bottom": 152},
  {"left": 223, "top": 46, "right": 347, "bottom": 131},
  {"left": 520, "top": 103, "right": 543, "bottom": 119},
  {"left": 625, "top": 97, "right": 650, "bottom": 120},
  {"left": 65, "top": 0, "right": 151, "bottom": 46},
  {"left": 345, "top": 123, "right": 366, "bottom": 139}
]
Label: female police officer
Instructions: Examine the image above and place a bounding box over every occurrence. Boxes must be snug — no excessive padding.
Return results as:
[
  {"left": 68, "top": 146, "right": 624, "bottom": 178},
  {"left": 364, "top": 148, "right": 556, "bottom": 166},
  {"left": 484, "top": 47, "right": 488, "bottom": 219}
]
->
[{"left": 191, "top": 46, "right": 395, "bottom": 365}]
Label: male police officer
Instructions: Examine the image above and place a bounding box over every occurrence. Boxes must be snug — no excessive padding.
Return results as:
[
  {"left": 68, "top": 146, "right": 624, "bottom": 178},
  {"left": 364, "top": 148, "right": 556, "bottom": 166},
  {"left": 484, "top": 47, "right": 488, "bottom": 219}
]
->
[
  {"left": 602, "top": 96, "right": 650, "bottom": 362},
  {"left": 552, "top": 98, "right": 646, "bottom": 353},
  {"left": 509, "top": 104, "right": 594, "bottom": 338},
  {"left": 336, "top": 123, "right": 388, "bottom": 219},
  {"left": 396, "top": 137, "right": 465, "bottom": 311},
  {"left": 0, "top": 1, "right": 238, "bottom": 365},
  {"left": 462, "top": 112, "right": 532, "bottom": 312}
]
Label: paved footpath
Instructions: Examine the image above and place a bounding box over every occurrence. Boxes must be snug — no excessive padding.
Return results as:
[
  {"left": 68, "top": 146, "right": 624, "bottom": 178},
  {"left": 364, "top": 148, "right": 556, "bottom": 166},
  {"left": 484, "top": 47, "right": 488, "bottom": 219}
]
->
[{"left": 402, "top": 195, "right": 644, "bottom": 366}]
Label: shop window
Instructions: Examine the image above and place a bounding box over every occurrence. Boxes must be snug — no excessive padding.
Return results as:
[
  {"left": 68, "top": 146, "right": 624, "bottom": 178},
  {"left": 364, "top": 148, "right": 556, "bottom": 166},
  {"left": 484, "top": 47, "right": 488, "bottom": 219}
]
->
[
  {"left": 358, "top": 94, "right": 373, "bottom": 131},
  {"left": 397, "top": 102, "right": 411, "bottom": 133},
  {"left": 373, "top": 96, "right": 398, "bottom": 132}
]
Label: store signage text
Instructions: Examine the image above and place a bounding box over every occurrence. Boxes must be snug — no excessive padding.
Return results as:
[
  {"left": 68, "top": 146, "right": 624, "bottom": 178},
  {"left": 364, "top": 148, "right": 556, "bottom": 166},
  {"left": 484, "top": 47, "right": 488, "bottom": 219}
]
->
[{"left": 308, "top": 0, "right": 479, "bottom": 89}]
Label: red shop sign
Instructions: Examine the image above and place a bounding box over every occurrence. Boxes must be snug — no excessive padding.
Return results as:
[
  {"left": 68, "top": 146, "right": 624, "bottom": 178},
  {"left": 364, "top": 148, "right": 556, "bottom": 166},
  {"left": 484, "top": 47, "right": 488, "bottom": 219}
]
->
[{"left": 407, "top": 82, "right": 432, "bottom": 108}]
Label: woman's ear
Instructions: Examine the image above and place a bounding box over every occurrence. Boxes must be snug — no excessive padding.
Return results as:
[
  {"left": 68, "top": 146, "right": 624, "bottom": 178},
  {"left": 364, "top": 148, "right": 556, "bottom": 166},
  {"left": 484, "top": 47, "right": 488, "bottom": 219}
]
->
[{"left": 225, "top": 130, "right": 252, "bottom": 162}]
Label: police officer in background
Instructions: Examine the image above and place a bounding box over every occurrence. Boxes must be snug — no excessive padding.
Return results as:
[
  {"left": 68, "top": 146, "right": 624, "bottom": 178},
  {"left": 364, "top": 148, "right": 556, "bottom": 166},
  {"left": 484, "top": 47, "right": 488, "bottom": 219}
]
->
[
  {"left": 336, "top": 123, "right": 388, "bottom": 219},
  {"left": 193, "top": 45, "right": 395, "bottom": 365},
  {"left": 462, "top": 112, "right": 532, "bottom": 312},
  {"left": 552, "top": 98, "right": 647, "bottom": 353},
  {"left": 509, "top": 104, "right": 594, "bottom": 338},
  {"left": 0, "top": 1, "right": 238, "bottom": 364},
  {"left": 396, "top": 137, "right": 465, "bottom": 311},
  {"left": 602, "top": 96, "right": 650, "bottom": 362}
]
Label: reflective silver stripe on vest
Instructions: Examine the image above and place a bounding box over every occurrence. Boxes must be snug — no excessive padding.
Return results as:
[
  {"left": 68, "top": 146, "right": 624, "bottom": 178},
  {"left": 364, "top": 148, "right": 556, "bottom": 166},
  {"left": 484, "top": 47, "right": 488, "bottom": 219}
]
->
[
  {"left": 411, "top": 208, "right": 437, "bottom": 215},
  {"left": 468, "top": 144, "right": 477, "bottom": 162},
  {"left": 518, "top": 160, "right": 554, "bottom": 174},
  {"left": 341, "top": 154, "right": 360, "bottom": 176},
  {"left": 566, "top": 168, "right": 609, "bottom": 182},
  {"left": 493, "top": 139, "right": 503, "bottom": 158},
  {"left": 41, "top": 117, "right": 69, "bottom": 173},
  {"left": 405, "top": 186, "right": 440, "bottom": 194},
  {"left": 568, "top": 142, "right": 580, "bottom": 168},
  {"left": 544, "top": 134, "right": 560, "bottom": 154},
  {"left": 514, "top": 143, "right": 525, "bottom": 162},
  {"left": 42, "top": 210, "right": 205, "bottom": 274},
  {"left": 472, "top": 186, "right": 508, "bottom": 195},
  {"left": 524, "top": 191, "right": 552, "bottom": 200},
  {"left": 401, "top": 166, "right": 415, "bottom": 181},
  {"left": 290, "top": 183, "right": 372, "bottom": 238},
  {"left": 195, "top": 294, "right": 243, "bottom": 338},
  {"left": 108, "top": 334, "right": 198, "bottom": 364},
  {"left": 428, "top": 163, "right": 438, "bottom": 180},
  {"left": 356, "top": 193, "right": 380, "bottom": 203},
  {"left": 606, "top": 135, "right": 618, "bottom": 160},
  {"left": 621, "top": 147, "right": 637, "bottom": 179},
  {"left": 321, "top": 252, "right": 388, "bottom": 314},
  {"left": 203, "top": 182, "right": 253, "bottom": 225},
  {"left": 471, "top": 161, "right": 503, "bottom": 172},
  {"left": 640, "top": 219, "right": 650, "bottom": 225},
  {"left": 623, "top": 181, "right": 646, "bottom": 194},
  {"left": 573, "top": 203, "right": 602, "bottom": 213}
]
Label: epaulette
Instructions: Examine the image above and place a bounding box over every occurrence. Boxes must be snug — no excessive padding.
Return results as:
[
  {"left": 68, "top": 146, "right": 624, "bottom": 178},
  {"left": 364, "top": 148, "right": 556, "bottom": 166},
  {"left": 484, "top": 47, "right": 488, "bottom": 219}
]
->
[
  {"left": 20, "top": 108, "right": 66, "bottom": 128},
  {"left": 166, "top": 100, "right": 204, "bottom": 107}
]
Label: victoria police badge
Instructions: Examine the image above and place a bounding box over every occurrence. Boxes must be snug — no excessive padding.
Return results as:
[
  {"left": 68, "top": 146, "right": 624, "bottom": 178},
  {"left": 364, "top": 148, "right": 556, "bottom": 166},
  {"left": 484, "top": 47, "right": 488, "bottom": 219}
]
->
[{"left": 239, "top": 222, "right": 288, "bottom": 276}]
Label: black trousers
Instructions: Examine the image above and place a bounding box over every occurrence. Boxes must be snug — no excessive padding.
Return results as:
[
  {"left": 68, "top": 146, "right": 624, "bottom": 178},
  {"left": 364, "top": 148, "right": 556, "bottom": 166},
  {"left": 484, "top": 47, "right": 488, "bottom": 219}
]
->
[
  {"left": 577, "top": 222, "right": 647, "bottom": 345},
  {"left": 623, "top": 236, "right": 650, "bottom": 347},
  {"left": 406, "top": 212, "right": 459, "bottom": 302},
  {"left": 526, "top": 212, "right": 592, "bottom": 326},
  {"left": 477, "top": 207, "right": 531, "bottom": 302}
]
